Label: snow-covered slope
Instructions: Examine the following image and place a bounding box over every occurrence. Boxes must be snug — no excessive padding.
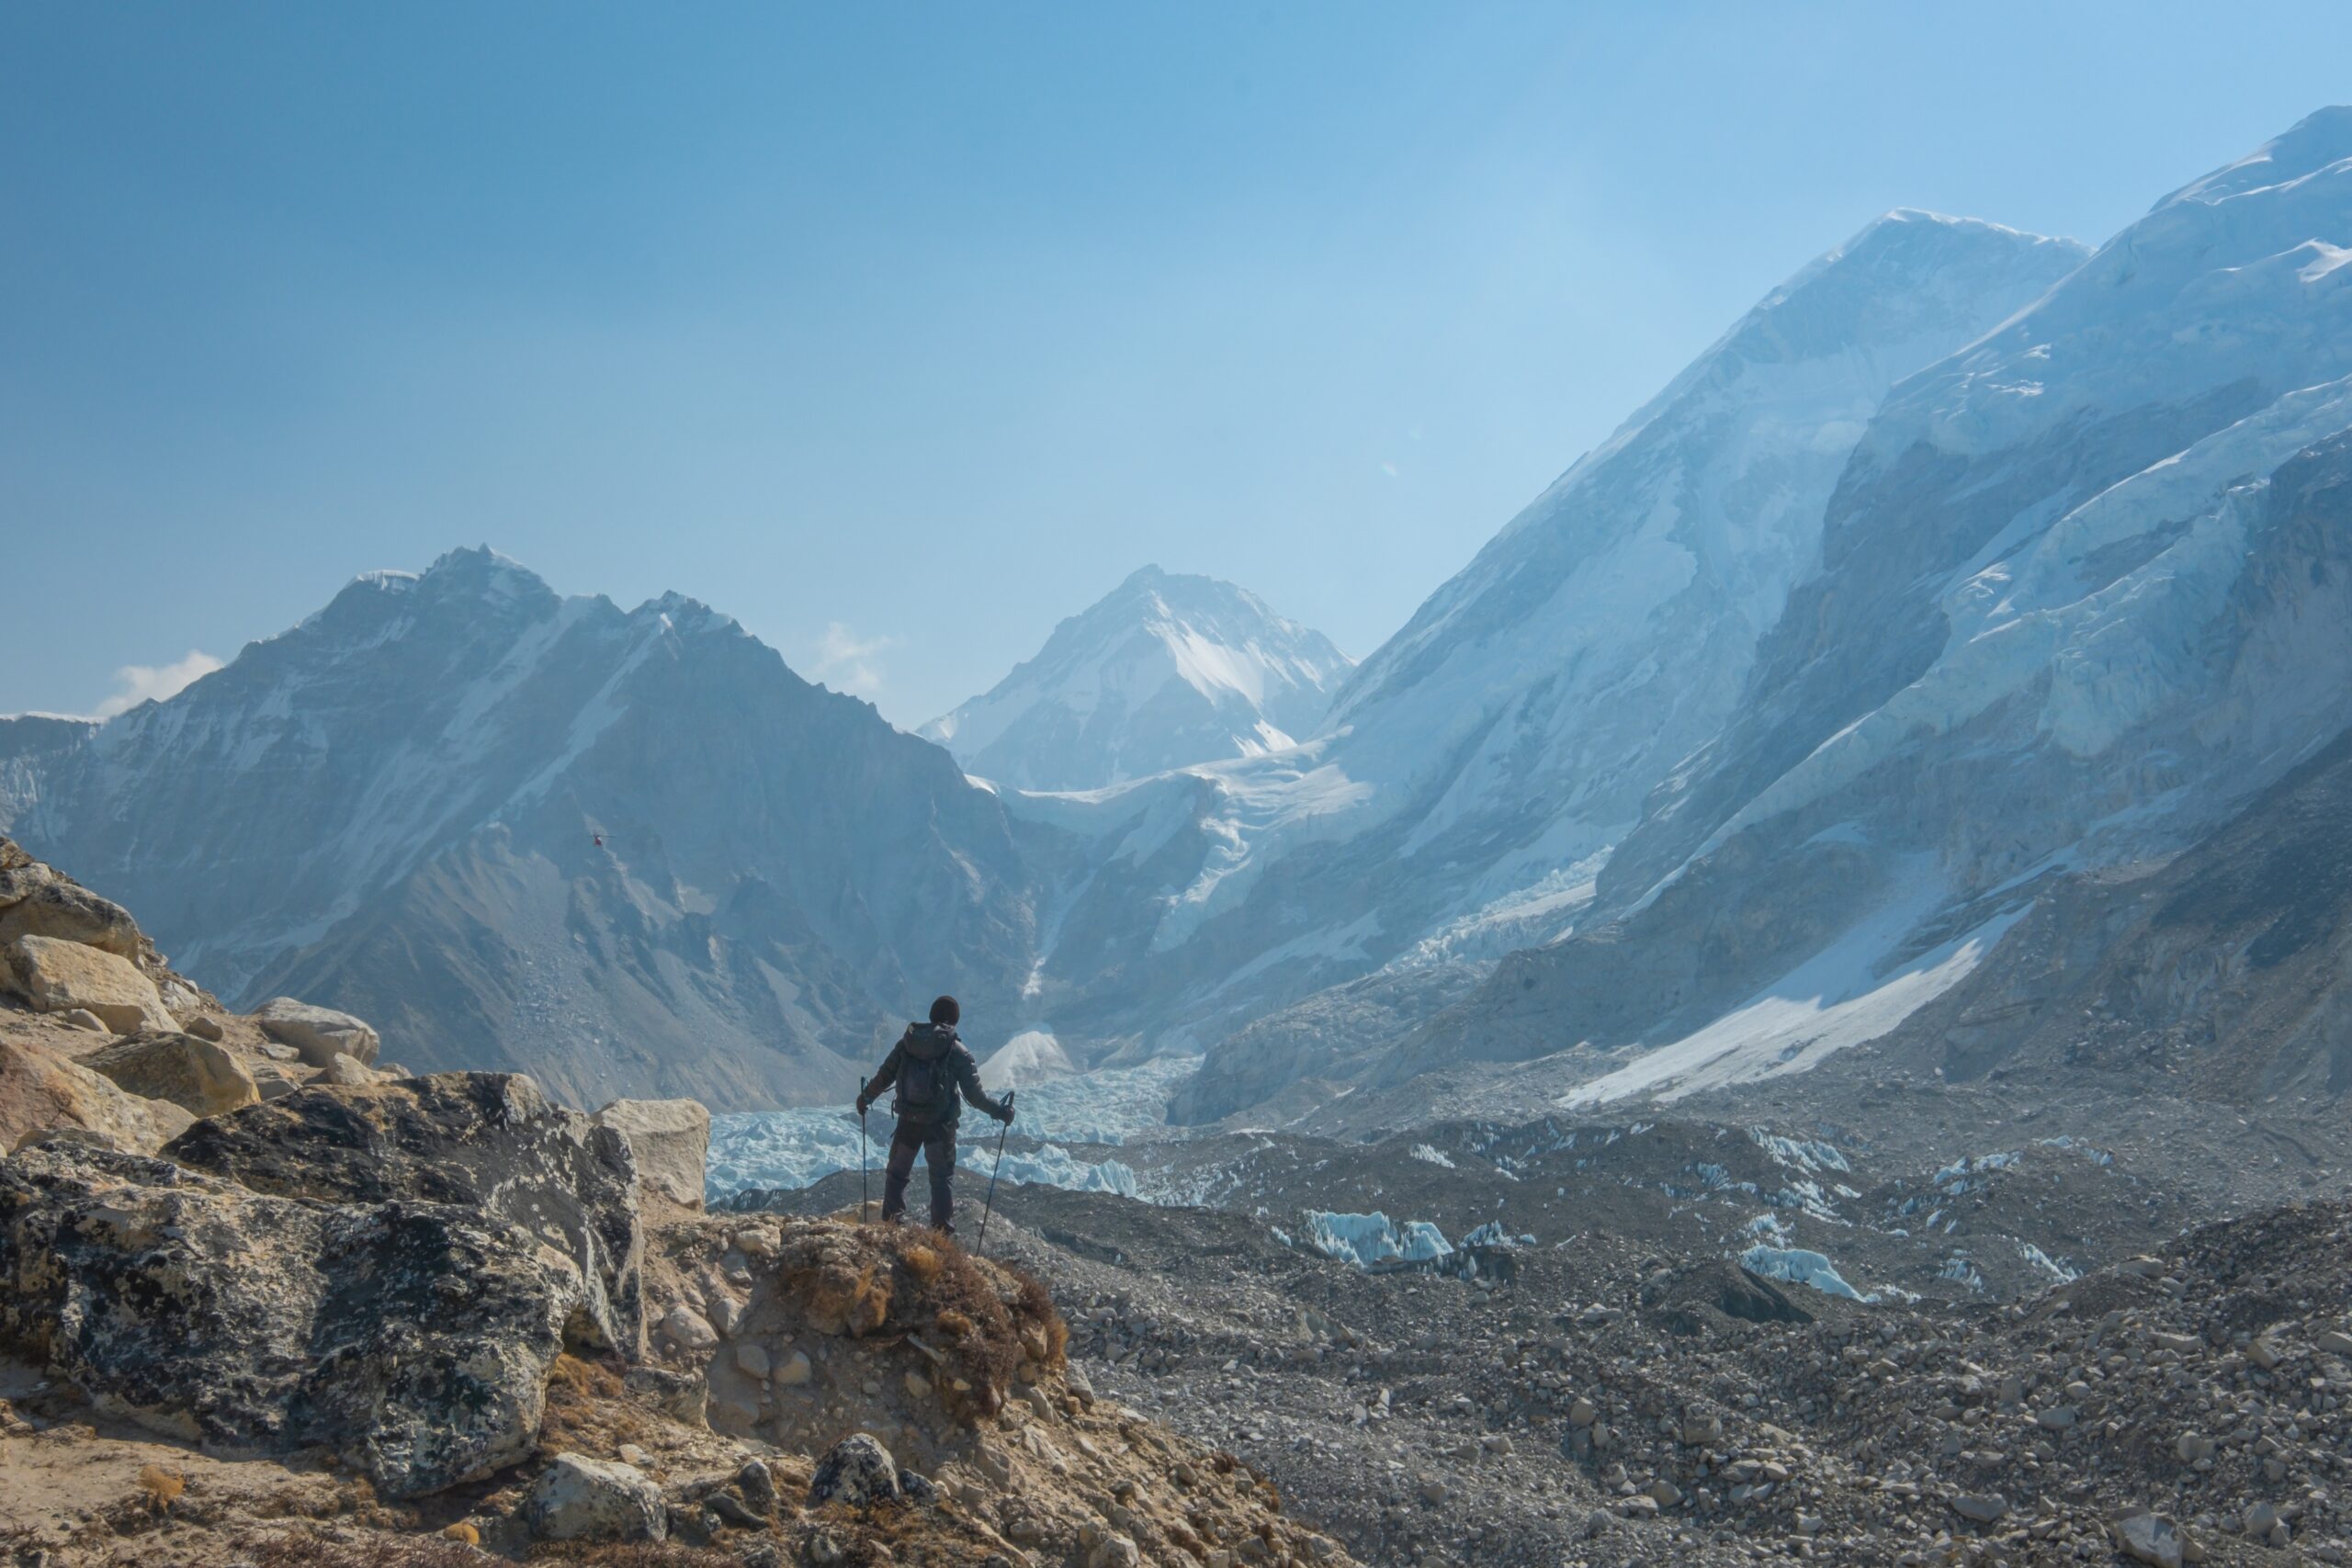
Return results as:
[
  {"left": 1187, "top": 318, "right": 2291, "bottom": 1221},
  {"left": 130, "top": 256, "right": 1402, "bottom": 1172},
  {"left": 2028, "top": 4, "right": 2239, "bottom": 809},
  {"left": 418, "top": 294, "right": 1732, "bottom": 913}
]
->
[
  {"left": 1396, "top": 107, "right": 2352, "bottom": 1102},
  {"left": 6, "top": 547, "right": 1047, "bottom": 1109},
  {"left": 1011, "top": 213, "right": 2084, "bottom": 1118},
  {"left": 921, "top": 566, "right": 1351, "bottom": 791}
]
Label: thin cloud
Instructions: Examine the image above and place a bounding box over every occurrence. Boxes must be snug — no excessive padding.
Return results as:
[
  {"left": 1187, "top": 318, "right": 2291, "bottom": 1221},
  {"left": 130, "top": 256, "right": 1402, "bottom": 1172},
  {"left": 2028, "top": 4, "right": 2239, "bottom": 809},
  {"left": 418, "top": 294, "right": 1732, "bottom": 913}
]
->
[
  {"left": 811, "top": 623, "right": 893, "bottom": 698},
  {"left": 95, "top": 650, "right": 224, "bottom": 718}
]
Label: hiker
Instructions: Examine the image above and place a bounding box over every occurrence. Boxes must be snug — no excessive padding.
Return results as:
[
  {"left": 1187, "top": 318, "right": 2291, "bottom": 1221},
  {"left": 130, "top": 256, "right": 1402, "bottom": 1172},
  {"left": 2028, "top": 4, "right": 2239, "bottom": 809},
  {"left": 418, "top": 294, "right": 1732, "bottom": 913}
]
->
[{"left": 855, "top": 995, "right": 1012, "bottom": 1233}]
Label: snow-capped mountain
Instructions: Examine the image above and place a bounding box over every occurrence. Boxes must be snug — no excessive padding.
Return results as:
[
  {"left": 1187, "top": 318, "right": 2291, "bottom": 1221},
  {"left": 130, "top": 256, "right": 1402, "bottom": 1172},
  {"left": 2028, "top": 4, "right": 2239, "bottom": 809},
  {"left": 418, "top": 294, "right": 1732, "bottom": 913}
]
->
[
  {"left": 989, "top": 212, "right": 2084, "bottom": 1117},
  {"left": 0, "top": 548, "right": 1046, "bottom": 1109},
  {"left": 1382, "top": 107, "right": 2352, "bottom": 1103},
  {"left": 921, "top": 566, "right": 1351, "bottom": 792}
]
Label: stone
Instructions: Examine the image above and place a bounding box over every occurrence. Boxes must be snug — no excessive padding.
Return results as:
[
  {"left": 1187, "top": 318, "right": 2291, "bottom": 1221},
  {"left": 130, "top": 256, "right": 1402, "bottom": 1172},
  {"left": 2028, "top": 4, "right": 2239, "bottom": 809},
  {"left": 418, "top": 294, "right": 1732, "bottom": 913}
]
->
[
  {"left": 183, "top": 1014, "right": 225, "bottom": 1042},
  {"left": 1568, "top": 1398, "right": 1600, "bottom": 1427},
  {"left": 0, "top": 1036, "right": 187, "bottom": 1154},
  {"left": 2117, "top": 1512, "right": 2186, "bottom": 1568},
  {"left": 164, "top": 1071, "right": 645, "bottom": 1357},
  {"left": 593, "top": 1098, "right": 711, "bottom": 1210},
  {"left": 61, "top": 1009, "right": 107, "bottom": 1032},
  {"left": 735, "top": 1342, "right": 772, "bottom": 1379},
  {"left": 2176, "top": 1433, "right": 2216, "bottom": 1463},
  {"left": 80, "top": 1031, "right": 260, "bottom": 1115},
  {"left": 2245, "top": 1502, "right": 2281, "bottom": 1537},
  {"left": 321, "top": 1052, "right": 378, "bottom": 1087},
  {"left": 2316, "top": 1330, "right": 2352, "bottom": 1357},
  {"left": 904, "top": 1370, "right": 933, "bottom": 1401},
  {"left": 525, "top": 1453, "right": 667, "bottom": 1542},
  {"left": 0, "top": 870, "right": 143, "bottom": 959},
  {"left": 2249, "top": 1337, "right": 2287, "bottom": 1371},
  {"left": 624, "top": 1366, "right": 708, "bottom": 1425},
  {"left": 776, "top": 1349, "right": 814, "bottom": 1386},
  {"left": 737, "top": 1459, "right": 780, "bottom": 1514},
  {"left": 251, "top": 997, "right": 381, "bottom": 1066},
  {"left": 2037, "top": 1405, "right": 2078, "bottom": 1430},
  {"left": 3, "top": 936, "right": 173, "bottom": 1033},
  {"left": 665, "top": 1305, "right": 718, "bottom": 1351},
  {"left": 1951, "top": 1494, "right": 2007, "bottom": 1524},
  {"left": 0, "top": 1142, "right": 585, "bottom": 1498},
  {"left": 1645, "top": 1478, "right": 1682, "bottom": 1507},
  {"left": 808, "top": 1433, "right": 903, "bottom": 1508}
]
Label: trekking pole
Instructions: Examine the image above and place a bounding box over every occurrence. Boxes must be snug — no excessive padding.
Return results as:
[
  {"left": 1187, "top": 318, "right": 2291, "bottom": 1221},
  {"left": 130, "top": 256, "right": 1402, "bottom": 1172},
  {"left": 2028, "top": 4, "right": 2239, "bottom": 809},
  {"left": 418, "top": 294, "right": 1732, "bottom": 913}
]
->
[
  {"left": 858, "top": 1077, "right": 869, "bottom": 1223},
  {"left": 976, "top": 1089, "right": 1014, "bottom": 1257}
]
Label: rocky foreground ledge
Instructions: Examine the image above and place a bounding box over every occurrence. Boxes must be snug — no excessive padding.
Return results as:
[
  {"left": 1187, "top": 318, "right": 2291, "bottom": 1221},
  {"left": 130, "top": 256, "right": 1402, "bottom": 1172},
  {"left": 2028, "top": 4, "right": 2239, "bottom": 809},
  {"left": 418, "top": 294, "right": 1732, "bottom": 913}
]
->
[{"left": 0, "top": 835, "right": 1341, "bottom": 1568}]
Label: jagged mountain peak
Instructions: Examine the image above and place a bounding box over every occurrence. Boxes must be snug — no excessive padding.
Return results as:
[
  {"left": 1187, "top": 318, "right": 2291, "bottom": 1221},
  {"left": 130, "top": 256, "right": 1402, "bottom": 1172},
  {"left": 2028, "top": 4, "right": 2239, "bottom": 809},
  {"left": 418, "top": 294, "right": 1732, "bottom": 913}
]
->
[{"left": 921, "top": 568, "right": 1351, "bottom": 793}]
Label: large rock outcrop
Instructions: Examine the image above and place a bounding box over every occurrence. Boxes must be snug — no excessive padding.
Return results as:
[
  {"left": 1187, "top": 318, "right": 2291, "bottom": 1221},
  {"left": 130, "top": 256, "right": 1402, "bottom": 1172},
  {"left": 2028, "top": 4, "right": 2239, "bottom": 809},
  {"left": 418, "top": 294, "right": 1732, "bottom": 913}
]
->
[
  {"left": 0, "top": 1143, "right": 584, "bottom": 1496},
  {"left": 164, "top": 1071, "right": 647, "bottom": 1356}
]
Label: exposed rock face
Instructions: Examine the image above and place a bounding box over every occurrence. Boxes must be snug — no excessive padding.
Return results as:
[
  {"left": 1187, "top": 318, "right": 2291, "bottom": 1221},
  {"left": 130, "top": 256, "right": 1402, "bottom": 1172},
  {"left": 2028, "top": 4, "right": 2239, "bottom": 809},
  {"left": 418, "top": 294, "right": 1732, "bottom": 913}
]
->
[
  {"left": 80, "top": 1030, "right": 260, "bottom": 1115},
  {"left": 594, "top": 1097, "right": 710, "bottom": 1210},
  {"left": 164, "top": 1072, "right": 647, "bottom": 1357},
  {"left": 2, "top": 936, "right": 173, "bottom": 1033},
  {"left": 525, "top": 1452, "right": 668, "bottom": 1541},
  {"left": 0, "top": 1037, "right": 190, "bottom": 1154},
  {"left": 252, "top": 996, "right": 381, "bottom": 1066},
  {"left": 0, "top": 1143, "right": 583, "bottom": 1496}
]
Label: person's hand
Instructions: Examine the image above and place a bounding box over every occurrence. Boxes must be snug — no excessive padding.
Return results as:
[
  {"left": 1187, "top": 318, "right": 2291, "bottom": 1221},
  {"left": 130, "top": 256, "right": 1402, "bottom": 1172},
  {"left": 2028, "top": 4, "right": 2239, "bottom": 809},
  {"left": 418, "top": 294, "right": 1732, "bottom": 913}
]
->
[
  {"left": 854, "top": 1095, "right": 871, "bottom": 1116},
  {"left": 994, "top": 1100, "right": 1014, "bottom": 1124}
]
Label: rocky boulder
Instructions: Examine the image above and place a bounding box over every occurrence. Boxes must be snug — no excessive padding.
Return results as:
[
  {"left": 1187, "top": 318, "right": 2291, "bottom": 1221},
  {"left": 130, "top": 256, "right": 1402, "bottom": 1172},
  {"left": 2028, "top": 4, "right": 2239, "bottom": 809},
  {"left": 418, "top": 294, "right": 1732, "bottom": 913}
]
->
[
  {"left": 0, "top": 863, "right": 144, "bottom": 960},
  {"left": 808, "top": 1433, "right": 903, "bottom": 1508},
  {"left": 593, "top": 1097, "right": 710, "bottom": 1210},
  {"left": 525, "top": 1452, "right": 668, "bottom": 1541},
  {"left": 2, "top": 935, "right": 174, "bottom": 1033},
  {"left": 252, "top": 997, "right": 381, "bottom": 1066},
  {"left": 164, "top": 1071, "right": 646, "bottom": 1357},
  {"left": 0, "top": 1142, "right": 584, "bottom": 1496},
  {"left": 0, "top": 1037, "right": 191, "bottom": 1154},
  {"left": 80, "top": 1030, "right": 260, "bottom": 1115}
]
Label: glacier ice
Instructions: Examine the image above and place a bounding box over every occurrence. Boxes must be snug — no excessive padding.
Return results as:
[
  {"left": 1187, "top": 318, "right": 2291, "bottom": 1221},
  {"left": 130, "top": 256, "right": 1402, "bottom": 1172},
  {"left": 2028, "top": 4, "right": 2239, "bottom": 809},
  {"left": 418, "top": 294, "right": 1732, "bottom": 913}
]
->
[{"left": 1302, "top": 1211, "right": 1454, "bottom": 1269}]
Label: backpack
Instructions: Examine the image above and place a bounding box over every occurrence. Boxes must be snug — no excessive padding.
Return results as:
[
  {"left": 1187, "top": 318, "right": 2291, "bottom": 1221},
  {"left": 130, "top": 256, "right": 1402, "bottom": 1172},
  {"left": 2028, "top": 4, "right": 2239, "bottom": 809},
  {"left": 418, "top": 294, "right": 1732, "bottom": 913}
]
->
[{"left": 895, "top": 1027, "right": 955, "bottom": 1120}]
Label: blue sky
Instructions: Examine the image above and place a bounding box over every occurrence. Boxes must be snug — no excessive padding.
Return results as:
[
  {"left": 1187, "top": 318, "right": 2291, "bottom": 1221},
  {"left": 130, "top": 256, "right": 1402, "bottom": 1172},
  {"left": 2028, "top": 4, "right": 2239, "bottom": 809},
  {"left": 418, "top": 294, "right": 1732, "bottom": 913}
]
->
[{"left": 6, "top": 4, "right": 2350, "bottom": 727}]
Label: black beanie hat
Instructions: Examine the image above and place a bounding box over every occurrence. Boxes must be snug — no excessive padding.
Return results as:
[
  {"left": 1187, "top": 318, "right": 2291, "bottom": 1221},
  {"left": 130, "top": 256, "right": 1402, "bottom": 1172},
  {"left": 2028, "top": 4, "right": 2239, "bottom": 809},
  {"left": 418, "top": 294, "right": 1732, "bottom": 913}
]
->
[{"left": 929, "top": 995, "right": 960, "bottom": 1026}]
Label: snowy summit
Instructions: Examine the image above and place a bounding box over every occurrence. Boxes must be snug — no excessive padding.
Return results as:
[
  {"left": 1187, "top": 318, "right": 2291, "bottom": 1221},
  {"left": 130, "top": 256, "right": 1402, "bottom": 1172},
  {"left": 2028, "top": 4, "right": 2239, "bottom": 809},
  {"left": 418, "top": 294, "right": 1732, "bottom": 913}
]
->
[{"left": 921, "top": 565, "right": 1352, "bottom": 792}]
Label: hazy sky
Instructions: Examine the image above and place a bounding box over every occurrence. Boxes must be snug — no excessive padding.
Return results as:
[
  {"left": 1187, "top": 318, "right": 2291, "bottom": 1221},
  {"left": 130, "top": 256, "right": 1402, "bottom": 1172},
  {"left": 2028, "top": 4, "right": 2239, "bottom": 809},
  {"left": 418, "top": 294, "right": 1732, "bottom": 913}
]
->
[{"left": 7, "top": 5, "right": 2351, "bottom": 727}]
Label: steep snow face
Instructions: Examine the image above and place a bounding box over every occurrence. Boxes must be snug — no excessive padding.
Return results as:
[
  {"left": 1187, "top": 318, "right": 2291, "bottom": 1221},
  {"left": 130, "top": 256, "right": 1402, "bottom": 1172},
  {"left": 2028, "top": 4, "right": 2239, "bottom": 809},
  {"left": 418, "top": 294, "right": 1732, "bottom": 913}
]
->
[
  {"left": 9, "top": 547, "right": 1045, "bottom": 1109},
  {"left": 1080, "top": 215, "right": 2085, "bottom": 1117},
  {"left": 921, "top": 567, "right": 1352, "bottom": 792},
  {"left": 1426, "top": 109, "right": 2352, "bottom": 1100}
]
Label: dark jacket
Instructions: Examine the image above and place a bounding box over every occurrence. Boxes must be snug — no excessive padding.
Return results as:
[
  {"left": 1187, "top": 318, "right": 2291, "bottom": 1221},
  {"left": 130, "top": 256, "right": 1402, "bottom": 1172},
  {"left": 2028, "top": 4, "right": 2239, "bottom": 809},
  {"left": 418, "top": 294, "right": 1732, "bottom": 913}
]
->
[{"left": 864, "top": 1021, "right": 1006, "bottom": 1127}]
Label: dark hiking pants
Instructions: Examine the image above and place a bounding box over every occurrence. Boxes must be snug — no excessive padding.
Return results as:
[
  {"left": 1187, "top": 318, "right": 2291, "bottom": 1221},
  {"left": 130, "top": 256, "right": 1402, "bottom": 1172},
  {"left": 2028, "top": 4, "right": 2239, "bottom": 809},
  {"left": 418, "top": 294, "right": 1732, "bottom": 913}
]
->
[{"left": 882, "top": 1120, "right": 958, "bottom": 1229}]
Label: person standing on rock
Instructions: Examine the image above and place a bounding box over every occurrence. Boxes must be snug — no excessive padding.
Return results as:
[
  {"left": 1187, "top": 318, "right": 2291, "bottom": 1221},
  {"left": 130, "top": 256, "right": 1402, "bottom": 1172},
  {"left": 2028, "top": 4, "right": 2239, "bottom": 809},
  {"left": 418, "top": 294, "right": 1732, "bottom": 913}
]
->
[{"left": 855, "top": 996, "right": 1012, "bottom": 1234}]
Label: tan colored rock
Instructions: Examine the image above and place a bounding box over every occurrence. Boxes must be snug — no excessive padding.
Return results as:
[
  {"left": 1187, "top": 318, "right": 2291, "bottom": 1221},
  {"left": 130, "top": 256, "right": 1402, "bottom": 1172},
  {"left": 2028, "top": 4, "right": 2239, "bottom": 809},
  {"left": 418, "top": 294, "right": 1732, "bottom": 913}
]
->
[
  {"left": 594, "top": 1097, "right": 711, "bottom": 1210},
  {"left": 61, "top": 1008, "right": 107, "bottom": 1032},
  {"left": 81, "top": 1031, "right": 261, "bottom": 1115},
  {"left": 322, "top": 1052, "right": 379, "bottom": 1087},
  {"left": 184, "top": 1013, "right": 226, "bottom": 1042},
  {"left": 253, "top": 997, "right": 381, "bottom": 1066},
  {"left": 0, "top": 1036, "right": 188, "bottom": 1154},
  {"left": 3, "top": 935, "right": 174, "bottom": 1033}
]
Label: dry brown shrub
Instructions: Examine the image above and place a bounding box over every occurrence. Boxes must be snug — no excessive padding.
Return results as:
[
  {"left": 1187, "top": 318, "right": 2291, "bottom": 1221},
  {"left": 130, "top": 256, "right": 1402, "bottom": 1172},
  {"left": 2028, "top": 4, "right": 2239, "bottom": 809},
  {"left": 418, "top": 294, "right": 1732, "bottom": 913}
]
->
[{"left": 135, "top": 1464, "right": 186, "bottom": 1510}]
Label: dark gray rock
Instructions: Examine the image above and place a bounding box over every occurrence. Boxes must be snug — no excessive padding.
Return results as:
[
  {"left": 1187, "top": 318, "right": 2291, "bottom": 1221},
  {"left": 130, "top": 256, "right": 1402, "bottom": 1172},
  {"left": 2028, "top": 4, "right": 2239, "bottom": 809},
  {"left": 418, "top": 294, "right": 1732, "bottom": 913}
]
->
[
  {"left": 164, "top": 1071, "right": 646, "bottom": 1357},
  {"left": 0, "top": 1142, "right": 584, "bottom": 1497}
]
